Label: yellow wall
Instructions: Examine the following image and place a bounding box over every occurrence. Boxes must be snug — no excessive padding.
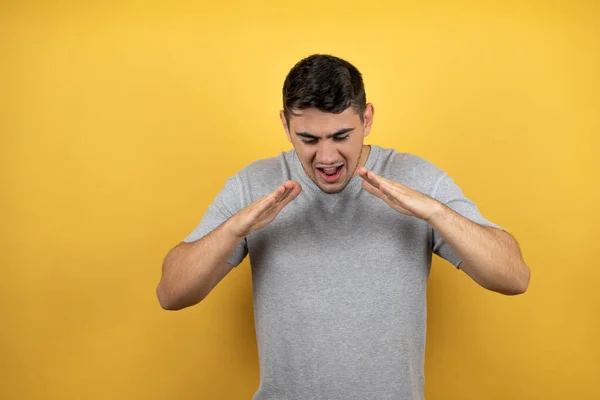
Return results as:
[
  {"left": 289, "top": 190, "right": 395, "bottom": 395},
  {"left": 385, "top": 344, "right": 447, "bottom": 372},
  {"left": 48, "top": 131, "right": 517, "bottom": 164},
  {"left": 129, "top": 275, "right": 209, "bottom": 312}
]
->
[{"left": 1, "top": 1, "right": 598, "bottom": 399}]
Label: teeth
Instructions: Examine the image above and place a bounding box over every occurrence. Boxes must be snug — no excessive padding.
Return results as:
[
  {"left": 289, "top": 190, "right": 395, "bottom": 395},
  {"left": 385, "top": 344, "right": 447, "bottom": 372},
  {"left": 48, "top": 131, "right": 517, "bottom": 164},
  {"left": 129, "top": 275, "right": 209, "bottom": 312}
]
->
[{"left": 323, "top": 167, "right": 337, "bottom": 172}]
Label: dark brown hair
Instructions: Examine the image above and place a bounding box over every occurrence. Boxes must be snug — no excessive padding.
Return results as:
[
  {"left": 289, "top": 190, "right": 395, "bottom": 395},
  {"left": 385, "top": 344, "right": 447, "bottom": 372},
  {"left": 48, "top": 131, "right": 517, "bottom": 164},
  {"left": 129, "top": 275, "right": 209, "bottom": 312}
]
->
[{"left": 282, "top": 54, "right": 366, "bottom": 124}]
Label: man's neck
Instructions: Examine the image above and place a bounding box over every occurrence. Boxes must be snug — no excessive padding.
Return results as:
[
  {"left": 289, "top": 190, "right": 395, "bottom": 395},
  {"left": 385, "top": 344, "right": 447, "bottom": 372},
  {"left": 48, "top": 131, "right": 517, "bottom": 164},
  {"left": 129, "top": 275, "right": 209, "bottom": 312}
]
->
[{"left": 355, "top": 144, "right": 372, "bottom": 175}]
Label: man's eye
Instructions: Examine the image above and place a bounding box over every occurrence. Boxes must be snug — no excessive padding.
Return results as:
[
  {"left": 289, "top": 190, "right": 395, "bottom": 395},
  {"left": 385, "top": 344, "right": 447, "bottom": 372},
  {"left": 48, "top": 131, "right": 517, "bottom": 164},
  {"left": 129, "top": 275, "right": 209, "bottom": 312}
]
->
[
  {"left": 333, "top": 135, "right": 350, "bottom": 142},
  {"left": 301, "top": 139, "right": 318, "bottom": 145}
]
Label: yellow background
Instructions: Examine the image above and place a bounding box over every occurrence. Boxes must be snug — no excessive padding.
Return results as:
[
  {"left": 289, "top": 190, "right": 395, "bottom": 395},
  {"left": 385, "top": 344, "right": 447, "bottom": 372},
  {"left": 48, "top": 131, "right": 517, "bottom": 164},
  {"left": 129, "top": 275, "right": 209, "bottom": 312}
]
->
[{"left": 1, "top": 1, "right": 599, "bottom": 399}]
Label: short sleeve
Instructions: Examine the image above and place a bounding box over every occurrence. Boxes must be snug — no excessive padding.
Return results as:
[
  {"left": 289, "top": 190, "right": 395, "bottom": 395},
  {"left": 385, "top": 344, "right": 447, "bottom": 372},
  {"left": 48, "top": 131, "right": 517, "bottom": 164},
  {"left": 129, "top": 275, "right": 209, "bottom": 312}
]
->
[
  {"left": 182, "top": 176, "right": 248, "bottom": 267},
  {"left": 430, "top": 172, "right": 503, "bottom": 268}
]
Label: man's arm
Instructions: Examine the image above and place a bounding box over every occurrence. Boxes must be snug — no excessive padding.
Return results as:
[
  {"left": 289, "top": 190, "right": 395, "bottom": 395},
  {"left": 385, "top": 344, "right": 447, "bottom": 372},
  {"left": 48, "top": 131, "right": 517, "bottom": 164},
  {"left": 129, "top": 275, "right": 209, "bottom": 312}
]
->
[
  {"left": 358, "top": 167, "right": 530, "bottom": 295},
  {"left": 426, "top": 204, "right": 530, "bottom": 295},
  {"left": 157, "top": 220, "right": 240, "bottom": 311},
  {"left": 156, "top": 180, "right": 302, "bottom": 311}
]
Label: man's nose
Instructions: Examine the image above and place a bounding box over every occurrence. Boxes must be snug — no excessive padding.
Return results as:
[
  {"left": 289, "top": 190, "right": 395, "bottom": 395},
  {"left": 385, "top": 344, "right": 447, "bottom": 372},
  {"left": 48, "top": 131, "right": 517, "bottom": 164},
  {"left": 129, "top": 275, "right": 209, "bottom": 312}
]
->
[{"left": 316, "top": 140, "right": 339, "bottom": 166}]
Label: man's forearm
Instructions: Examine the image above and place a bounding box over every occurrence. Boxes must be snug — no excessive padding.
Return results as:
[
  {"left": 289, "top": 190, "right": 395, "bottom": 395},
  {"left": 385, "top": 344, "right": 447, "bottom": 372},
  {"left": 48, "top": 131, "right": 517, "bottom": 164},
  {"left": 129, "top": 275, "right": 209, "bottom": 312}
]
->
[
  {"left": 426, "top": 203, "right": 530, "bottom": 295},
  {"left": 157, "top": 219, "right": 242, "bottom": 310}
]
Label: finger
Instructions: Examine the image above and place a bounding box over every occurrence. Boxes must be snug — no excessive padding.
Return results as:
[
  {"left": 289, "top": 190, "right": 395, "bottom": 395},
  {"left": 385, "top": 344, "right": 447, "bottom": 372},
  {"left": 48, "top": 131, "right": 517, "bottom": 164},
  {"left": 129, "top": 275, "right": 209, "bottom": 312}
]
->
[
  {"left": 365, "top": 179, "right": 399, "bottom": 205},
  {"left": 254, "top": 190, "right": 280, "bottom": 212},
  {"left": 276, "top": 187, "right": 293, "bottom": 205},
  {"left": 248, "top": 198, "right": 275, "bottom": 223},
  {"left": 359, "top": 168, "right": 409, "bottom": 193},
  {"left": 380, "top": 182, "right": 409, "bottom": 207},
  {"left": 380, "top": 183, "right": 417, "bottom": 215},
  {"left": 378, "top": 181, "right": 398, "bottom": 200},
  {"left": 359, "top": 169, "right": 384, "bottom": 189},
  {"left": 253, "top": 183, "right": 287, "bottom": 213},
  {"left": 278, "top": 182, "right": 302, "bottom": 208},
  {"left": 361, "top": 178, "right": 386, "bottom": 201},
  {"left": 249, "top": 182, "right": 296, "bottom": 222},
  {"left": 364, "top": 180, "right": 415, "bottom": 215},
  {"left": 382, "top": 181, "right": 416, "bottom": 205},
  {"left": 272, "top": 182, "right": 299, "bottom": 210},
  {"left": 274, "top": 181, "right": 296, "bottom": 204},
  {"left": 380, "top": 176, "right": 410, "bottom": 194},
  {"left": 356, "top": 166, "right": 370, "bottom": 179},
  {"left": 271, "top": 182, "right": 292, "bottom": 203}
]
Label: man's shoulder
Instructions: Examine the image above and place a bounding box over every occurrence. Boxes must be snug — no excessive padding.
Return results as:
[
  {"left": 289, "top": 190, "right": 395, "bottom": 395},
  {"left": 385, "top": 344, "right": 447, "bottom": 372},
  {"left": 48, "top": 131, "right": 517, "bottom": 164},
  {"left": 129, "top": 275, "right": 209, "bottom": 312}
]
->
[
  {"left": 374, "top": 146, "right": 446, "bottom": 192},
  {"left": 233, "top": 149, "right": 294, "bottom": 186},
  {"left": 376, "top": 146, "right": 443, "bottom": 174}
]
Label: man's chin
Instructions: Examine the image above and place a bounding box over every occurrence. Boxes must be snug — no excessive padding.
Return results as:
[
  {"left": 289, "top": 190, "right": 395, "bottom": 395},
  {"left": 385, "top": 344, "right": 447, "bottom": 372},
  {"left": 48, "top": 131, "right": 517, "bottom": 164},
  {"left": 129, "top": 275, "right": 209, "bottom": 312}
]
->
[{"left": 313, "top": 177, "right": 352, "bottom": 194}]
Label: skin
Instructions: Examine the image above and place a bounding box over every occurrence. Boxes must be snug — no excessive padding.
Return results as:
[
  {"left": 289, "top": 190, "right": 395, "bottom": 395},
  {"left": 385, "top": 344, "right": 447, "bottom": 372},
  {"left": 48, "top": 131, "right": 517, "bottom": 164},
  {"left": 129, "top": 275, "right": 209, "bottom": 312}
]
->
[{"left": 279, "top": 104, "right": 375, "bottom": 194}]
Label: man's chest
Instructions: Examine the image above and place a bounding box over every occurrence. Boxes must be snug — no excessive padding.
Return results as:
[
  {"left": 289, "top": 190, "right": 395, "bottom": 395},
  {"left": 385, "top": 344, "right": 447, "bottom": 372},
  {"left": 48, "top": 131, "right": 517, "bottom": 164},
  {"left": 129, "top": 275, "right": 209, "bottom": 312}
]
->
[{"left": 246, "top": 194, "right": 432, "bottom": 286}]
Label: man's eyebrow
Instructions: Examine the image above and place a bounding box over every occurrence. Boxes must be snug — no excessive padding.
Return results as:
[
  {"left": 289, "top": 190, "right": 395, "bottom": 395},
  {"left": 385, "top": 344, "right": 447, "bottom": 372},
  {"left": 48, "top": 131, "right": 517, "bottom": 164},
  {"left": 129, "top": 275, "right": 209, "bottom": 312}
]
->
[{"left": 294, "top": 128, "right": 354, "bottom": 139}]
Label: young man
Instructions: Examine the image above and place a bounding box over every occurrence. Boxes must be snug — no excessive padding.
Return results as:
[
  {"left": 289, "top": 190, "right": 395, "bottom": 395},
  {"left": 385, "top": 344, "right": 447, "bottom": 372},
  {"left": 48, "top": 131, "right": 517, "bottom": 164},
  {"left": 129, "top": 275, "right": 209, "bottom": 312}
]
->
[{"left": 157, "top": 54, "right": 530, "bottom": 400}]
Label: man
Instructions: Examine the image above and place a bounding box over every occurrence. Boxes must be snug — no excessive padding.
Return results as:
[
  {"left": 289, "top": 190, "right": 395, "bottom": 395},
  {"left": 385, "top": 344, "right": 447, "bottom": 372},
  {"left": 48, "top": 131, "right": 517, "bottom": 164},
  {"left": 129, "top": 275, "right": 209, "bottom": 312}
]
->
[{"left": 157, "top": 54, "right": 530, "bottom": 400}]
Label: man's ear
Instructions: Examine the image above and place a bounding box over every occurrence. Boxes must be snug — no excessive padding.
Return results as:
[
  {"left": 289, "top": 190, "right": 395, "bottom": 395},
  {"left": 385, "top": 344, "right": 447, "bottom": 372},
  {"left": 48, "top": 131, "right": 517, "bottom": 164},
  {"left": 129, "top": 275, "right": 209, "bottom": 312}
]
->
[
  {"left": 363, "top": 103, "right": 375, "bottom": 137},
  {"left": 280, "top": 110, "right": 292, "bottom": 142}
]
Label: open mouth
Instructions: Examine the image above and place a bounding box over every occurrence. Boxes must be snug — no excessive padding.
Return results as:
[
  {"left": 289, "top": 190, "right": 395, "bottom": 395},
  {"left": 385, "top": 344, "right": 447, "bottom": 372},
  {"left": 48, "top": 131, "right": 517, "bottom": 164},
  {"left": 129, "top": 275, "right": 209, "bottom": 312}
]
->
[{"left": 316, "top": 165, "right": 344, "bottom": 183}]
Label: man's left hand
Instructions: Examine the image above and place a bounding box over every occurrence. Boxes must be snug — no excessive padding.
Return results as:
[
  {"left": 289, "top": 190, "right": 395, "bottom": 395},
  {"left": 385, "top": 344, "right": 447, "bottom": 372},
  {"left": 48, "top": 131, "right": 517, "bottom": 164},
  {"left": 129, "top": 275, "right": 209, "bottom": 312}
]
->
[{"left": 357, "top": 167, "right": 442, "bottom": 222}]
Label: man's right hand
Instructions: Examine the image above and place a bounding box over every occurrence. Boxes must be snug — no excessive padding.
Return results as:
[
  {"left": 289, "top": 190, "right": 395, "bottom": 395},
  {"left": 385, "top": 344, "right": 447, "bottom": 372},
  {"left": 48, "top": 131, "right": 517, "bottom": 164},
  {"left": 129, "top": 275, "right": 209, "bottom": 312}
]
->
[{"left": 227, "top": 180, "right": 302, "bottom": 239}]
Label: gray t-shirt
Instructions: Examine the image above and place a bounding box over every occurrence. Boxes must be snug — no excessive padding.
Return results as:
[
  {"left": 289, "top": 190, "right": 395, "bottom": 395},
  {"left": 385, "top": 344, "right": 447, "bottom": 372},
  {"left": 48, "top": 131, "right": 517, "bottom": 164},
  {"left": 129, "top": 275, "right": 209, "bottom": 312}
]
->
[{"left": 184, "top": 145, "right": 500, "bottom": 400}]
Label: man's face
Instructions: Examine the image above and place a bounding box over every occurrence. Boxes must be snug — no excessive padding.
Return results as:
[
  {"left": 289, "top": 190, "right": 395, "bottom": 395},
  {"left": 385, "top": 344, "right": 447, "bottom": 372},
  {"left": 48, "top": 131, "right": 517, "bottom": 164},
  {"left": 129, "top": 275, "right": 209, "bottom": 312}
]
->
[{"left": 280, "top": 105, "right": 374, "bottom": 194}]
